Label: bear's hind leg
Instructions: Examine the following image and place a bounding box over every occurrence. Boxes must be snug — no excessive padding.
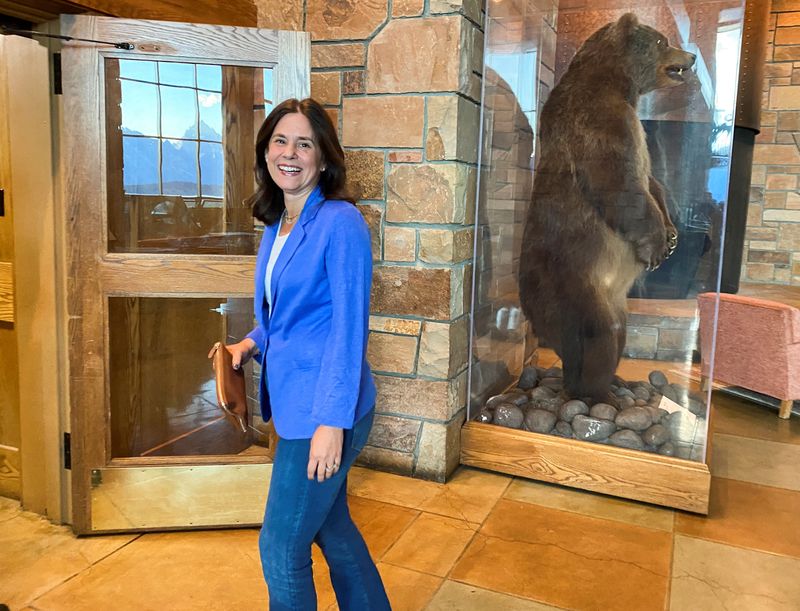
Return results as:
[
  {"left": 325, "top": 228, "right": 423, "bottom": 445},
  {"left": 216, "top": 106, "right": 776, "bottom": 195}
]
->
[{"left": 560, "top": 299, "right": 621, "bottom": 403}]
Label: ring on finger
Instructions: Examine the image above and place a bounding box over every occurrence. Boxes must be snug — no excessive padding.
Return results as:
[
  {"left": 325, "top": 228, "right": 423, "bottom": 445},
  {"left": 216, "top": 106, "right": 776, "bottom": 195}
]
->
[{"left": 325, "top": 465, "right": 334, "bottom": 472}]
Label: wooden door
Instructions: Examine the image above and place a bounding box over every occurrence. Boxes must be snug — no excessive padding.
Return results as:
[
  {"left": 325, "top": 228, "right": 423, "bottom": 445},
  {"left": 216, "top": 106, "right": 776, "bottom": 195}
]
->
[{"left": 56, "top": 15, "right": 309, "bottom": 533}]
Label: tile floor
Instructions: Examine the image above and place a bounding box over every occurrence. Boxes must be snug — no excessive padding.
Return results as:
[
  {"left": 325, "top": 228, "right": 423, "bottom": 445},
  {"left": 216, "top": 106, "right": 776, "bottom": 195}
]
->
[{"left": 2, "top": 391, "right": 799, "bottom": 611}]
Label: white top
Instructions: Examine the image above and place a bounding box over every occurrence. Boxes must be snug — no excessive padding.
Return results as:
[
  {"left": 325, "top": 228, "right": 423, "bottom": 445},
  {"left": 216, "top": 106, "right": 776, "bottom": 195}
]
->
[{"left": 265, "top": 219, "right": 290, "bottom": 313}]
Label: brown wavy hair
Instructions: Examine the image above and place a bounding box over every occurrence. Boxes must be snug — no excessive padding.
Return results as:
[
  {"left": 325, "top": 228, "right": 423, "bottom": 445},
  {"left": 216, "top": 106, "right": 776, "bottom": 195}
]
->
[{"left": 249, "top": 98, "right": 354, "bottom": 225}]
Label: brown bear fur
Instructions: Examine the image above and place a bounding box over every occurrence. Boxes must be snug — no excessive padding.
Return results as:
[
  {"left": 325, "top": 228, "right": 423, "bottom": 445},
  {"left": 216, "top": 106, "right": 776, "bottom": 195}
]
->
[{"left": 518, "top": 13, "right": 695, "bottom": 401}]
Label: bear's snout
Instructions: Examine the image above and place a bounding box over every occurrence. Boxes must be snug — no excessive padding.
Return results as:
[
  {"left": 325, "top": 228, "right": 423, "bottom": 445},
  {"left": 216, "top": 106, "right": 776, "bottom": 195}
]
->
[{"left": 661, "top": 48, "right": 696, "bottom": 87}]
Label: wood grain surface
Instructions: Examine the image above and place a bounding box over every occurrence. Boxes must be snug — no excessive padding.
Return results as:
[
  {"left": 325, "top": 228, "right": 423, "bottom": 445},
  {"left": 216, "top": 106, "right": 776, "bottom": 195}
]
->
[{"left": 461, "top": 421, "right": 710, "bottom": 514}]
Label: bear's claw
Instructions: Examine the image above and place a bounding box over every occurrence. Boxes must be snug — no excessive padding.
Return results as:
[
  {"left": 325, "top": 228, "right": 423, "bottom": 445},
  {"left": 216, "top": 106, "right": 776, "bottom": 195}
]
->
[{"left": 666, "top": 229, "right": 678, "bottom": 256}]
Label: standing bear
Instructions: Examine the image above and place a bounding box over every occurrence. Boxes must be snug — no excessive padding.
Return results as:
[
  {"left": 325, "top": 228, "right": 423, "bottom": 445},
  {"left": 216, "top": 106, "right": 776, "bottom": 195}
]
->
[{"left": 518, "top": 13, "right": 695, "bottom": 402}]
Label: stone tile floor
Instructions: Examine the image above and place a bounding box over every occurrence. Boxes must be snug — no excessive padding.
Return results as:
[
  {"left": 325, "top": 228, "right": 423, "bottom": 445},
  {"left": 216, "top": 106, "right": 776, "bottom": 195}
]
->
[{"left": 2, "top": 391, "right": 799, "bottom": 610}]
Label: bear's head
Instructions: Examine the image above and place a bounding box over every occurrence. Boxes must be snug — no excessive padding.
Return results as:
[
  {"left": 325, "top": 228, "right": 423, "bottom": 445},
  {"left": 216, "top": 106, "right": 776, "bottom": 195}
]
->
[{"left": 578, "top": 13, "right": 696, "bottom": 96}]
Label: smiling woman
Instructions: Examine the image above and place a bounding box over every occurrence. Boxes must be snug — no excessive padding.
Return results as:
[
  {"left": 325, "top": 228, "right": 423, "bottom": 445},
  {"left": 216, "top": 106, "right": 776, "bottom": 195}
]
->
[
  {"left": 265, "top": 112, "right": 323, "bottom": 211},
  {"left": 214, "top": 98, "right": 390, "bottom": 609}
]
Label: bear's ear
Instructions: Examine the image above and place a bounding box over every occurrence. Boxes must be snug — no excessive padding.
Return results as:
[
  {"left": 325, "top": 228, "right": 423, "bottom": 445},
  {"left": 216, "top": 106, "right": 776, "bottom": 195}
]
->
[{"left": 617, "top": 12, "right": 639, "bottom": 32}]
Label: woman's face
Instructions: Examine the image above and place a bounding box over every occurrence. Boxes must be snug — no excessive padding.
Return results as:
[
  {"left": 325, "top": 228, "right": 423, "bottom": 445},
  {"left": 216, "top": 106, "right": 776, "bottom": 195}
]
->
[{"left": 266, "top": 112, "right": 323, "bottom": 202}]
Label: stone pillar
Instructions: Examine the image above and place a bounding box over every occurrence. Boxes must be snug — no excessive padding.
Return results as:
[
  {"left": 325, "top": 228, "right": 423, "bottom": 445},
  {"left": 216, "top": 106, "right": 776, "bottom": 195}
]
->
[{"left": 301, "top": 0, "right": 484, "bottom": 481}]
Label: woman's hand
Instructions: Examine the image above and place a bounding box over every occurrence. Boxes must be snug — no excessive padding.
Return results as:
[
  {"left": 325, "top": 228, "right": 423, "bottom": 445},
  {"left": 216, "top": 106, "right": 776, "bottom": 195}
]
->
[
  {"left": 307, "top": 425, "right": 344, "bottom": 482},
  {"left": 208, "top": 337, "right": 257, "bottom": 370}
]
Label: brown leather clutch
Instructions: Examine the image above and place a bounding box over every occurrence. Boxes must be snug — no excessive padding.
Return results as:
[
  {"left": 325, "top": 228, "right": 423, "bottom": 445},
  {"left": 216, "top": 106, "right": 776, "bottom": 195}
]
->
[{"left": 210, "top": 342, "right": 248, "bottom": 433}]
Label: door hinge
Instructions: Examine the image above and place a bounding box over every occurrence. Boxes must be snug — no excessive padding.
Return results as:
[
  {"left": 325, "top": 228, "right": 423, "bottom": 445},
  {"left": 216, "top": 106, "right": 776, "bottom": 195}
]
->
[
  {"left": 63, "top": 432, "right": 71, "bottom": 469},
  {"left": 53, "top": 52, "right": 62, "bottom": 95}
]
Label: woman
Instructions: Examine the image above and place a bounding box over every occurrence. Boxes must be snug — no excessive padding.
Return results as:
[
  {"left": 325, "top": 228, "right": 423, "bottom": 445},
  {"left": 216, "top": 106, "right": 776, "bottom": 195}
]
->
[{"left": 221, "top": 98, "right": 390, "bottom": 610}]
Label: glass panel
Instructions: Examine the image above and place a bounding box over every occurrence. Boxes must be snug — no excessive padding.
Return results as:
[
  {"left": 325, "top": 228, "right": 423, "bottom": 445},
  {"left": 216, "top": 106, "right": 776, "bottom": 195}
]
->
[
  {"left": 263, "top": 68, "right": 274, "bottom": 111},
  {"left": 162, "top": 139, "right": 198, "bottom": 196},
  {"left": 161, "top": 85, "right": 198, "bottom": 140},
  {"left": 200, "top": 141, "right": 224, "bottom": 197},
  {"left": 120, "top": 80, "right": 158, "bottom": 136},
  {"left": 197, "top": 64, "right": 222, "bottom": 92},
  {"left": 122, "top": 136, "right": 159, "bottom": 194},
  {"left": 106, "top": 58, "right": 264, "bottom": 254},
  {"left": 158, "top": 61, "right": 195, "bottom": 87},
  {"left": 198, "top": 91, "right": 223, "bottom": 141},
  {"left": 469, "top": 0, "right": 744, "bottom": 463},
  {"left": 109, "top": 297, "right": 264, "bottom": 458},
  {"left": 119, "top": 59, "right": 156, "bottom": 82}
]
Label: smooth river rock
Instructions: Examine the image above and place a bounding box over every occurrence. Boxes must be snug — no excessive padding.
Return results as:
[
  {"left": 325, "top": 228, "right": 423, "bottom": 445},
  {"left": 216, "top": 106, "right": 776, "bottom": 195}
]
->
[
  {"left": 558, "top": 400, "right": 589, "bottom": 423},
  {"left": 609, "top": 429, "right": 645, "bottom": 450},
  {"left": 485, "top": 394, "right": 507, "bottom": 410},
  {"left": 505, "top": 391, "right": 530, "bottom": 407},
  {"left": 660, "top": 384, "right": 679, "bottom": 404},
  {"left": 658, "top": 442, "right": 676, "bottom": 456},
  {"left": 615, "top": 407, "right": 653, "bottom": 431},
  {"left": 530, "top": 386, "right": 556, "bottom": 400},
  {"left": 494, "top": 403, "right": 524, "bottom": 429},
  {"left": 518, "top": 366, "right": 538, "bottom": 390},
  {"left": 649, "top": 370, "right": 669, "bottom": 388},
  {"left": 614, "top": 387, "right": 636, "bottom": 399},
  {"left": 524, "top": 408, "right": 557, "bottom": 433},
  {"left": 590, "top": 402, "right": 618, "bottom": 421},
  {"left": 554, "top": 421, "right": 574, "bottom": 438},
  {"left": 642, "top": 424, "right": 670, "bottom": 446},
  {"left": 572, "top": 415, "right": 616, "bottom": 441},
  {"left": 532, "top": 397, "right": 563, "bottom": 413},
  {"left": 539, "top": 376, "right": 563, "bottom": 391}
]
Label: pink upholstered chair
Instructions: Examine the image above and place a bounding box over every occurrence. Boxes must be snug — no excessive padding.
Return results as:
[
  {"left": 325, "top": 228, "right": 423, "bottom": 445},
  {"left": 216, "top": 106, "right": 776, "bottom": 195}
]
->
[{"left": 697, "top": 292, "right": 800, "bottom": 419}]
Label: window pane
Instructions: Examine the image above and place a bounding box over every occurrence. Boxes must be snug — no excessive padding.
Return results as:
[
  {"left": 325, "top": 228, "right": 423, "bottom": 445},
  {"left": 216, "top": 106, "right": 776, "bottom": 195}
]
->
[
  {"left": 121, "top": 80, "right": 159, "bottom": 136},
  {"left": 197, "top": 64, "right": 222, "bottom": 92},
  {"left": 161, "top": 85, "right": 198, "bottom": 139},
  {"left": 123, "top": 136, "right": 159, "bottom": 194},
  {"left": 263, "top": 68, "right": 274, "bottom": 111},
  {"left": 158, "top": 62, "right": 195, "bottom": 87},
  {"left": 162, "top": 139, "right": 198, "bottom": 196},
  {"left": 198, "top": 91, "right": 223, "bottom": 142},
  {"left": 109, "top": 297, "right": 262, "bottom": 458},
  {"left": 200, "top": 142, "right": 224, "bottom": 197},
  {"left": 119, "top": 59, "right": 156, "bottom": 82}
]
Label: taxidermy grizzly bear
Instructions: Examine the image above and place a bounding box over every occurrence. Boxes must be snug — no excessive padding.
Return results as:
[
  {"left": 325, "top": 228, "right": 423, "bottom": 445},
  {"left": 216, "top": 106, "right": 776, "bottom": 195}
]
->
[{"left": 518, "top": 13, "right": 695, "bottom": 401}]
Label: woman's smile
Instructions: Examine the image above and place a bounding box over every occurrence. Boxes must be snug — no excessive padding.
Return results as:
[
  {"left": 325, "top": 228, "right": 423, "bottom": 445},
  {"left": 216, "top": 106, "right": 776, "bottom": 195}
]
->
[{"left": 266, "top": 112, "right": 323, "bottom": 202}]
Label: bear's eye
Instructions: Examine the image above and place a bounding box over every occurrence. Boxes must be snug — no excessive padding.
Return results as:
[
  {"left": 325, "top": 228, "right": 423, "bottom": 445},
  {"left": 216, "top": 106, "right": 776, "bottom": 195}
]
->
[{"left": 657, "top": 39, "right": 664, "bottom": 45}]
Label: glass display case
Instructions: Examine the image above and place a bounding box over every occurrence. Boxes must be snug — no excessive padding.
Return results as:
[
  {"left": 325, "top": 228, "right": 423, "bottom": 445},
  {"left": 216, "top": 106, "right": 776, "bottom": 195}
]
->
[{"left": 463, "top": 0, "right": 747, "bottom": 513}]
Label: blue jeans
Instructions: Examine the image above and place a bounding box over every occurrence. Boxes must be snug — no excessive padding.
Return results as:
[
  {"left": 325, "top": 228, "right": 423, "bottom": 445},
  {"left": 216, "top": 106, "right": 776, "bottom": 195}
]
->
[{"left": 259, "top": 410, "right": 390, "bottom": 610}]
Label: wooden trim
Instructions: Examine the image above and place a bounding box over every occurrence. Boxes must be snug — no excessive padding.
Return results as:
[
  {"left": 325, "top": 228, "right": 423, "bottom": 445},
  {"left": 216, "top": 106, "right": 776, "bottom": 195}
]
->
[
  {"left": 67, "top": 15, "right": 280, "bottom": 64},
  {"left": 275, "top": 31, "right": 310, "bottom": 103},
  {"left": 0, "top": 262, "right": 13, "bottom": 322},
  {"left": 7, "top": 35, "right": 64, "bottom": 519},
  {"left": 461, "top": 421, "right": 711, "bottom": 514},
  {"left": 110, "top": 454, "right": 271, "bottom": 467},
  {"left": 100, "top": 257, "right": 255, "bottom": 295},
  {"left": 90, "top": 462, "right": 272, "bottom": 532}
]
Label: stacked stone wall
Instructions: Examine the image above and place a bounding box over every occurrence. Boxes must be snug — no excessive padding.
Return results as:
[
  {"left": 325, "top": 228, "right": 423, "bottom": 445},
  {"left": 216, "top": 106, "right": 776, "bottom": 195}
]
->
[
  {"left": 746, "top": 0, "right": 800, "bottom": 285},
  {"left": 302, "top": 0, "right": 485, "bottom": 480}
]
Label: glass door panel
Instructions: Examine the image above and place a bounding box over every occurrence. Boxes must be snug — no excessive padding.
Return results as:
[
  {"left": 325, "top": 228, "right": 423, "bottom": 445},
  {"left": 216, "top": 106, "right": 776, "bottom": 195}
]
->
[
  {"left": 59, "top": 14, "right": 310, "bottom": 533},
  {"left": 108, "top": 296, "right": 266, "bottom": 458},
  {"left": 105, "top": 58, "right": 275, "bottom": 255}
]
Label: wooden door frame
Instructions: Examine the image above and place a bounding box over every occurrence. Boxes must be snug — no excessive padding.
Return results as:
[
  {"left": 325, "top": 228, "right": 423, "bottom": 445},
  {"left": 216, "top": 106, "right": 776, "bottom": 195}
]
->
[
  {"left": 57, "top": 15, "right": 309, "bottom": 533},
  {"left": 2, "top": 34, "right": 66, "bottom": 521}
]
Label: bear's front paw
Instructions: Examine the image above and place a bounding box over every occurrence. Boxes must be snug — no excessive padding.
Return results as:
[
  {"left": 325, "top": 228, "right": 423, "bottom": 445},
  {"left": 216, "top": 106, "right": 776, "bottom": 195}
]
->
[
  {"left": 666, "top": 227, "right": 678, "bottom": 257},
  {"left": 635, "top": 235, "right": 667, "bottom": 271}
]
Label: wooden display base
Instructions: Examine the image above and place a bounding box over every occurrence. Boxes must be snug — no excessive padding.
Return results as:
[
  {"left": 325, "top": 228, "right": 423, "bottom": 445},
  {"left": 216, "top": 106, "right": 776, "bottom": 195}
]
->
[{"left": 461, "top": 421, "right": 710, "bottom": 514}]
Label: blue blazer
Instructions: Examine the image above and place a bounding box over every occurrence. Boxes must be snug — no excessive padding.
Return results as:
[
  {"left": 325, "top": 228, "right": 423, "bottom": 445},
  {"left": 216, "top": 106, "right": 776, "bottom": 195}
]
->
[{"left": 246, "top": 185, "right": 376, "bottom": 439}]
